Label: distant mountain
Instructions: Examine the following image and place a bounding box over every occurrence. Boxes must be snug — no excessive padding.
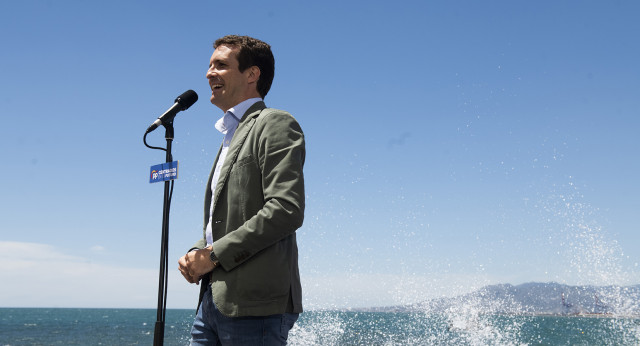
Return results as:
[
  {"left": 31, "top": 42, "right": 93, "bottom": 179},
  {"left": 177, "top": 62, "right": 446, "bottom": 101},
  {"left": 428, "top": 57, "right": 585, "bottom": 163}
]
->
[{"left": 364, "top": 282, "right": 640, "bottom": 316}]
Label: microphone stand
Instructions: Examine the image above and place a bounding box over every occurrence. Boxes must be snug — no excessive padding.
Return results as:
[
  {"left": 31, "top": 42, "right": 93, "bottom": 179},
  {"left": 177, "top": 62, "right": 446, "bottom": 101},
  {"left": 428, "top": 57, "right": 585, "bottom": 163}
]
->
[{"left": 152, "top": 121, "right": 174, "bottom": 346}]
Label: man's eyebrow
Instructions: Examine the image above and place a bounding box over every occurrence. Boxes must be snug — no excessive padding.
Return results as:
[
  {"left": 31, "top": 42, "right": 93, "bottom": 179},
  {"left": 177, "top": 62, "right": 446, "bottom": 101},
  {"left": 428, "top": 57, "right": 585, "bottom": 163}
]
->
[{"left": 210, "top": 58, "right": 227, "bottom": 66}]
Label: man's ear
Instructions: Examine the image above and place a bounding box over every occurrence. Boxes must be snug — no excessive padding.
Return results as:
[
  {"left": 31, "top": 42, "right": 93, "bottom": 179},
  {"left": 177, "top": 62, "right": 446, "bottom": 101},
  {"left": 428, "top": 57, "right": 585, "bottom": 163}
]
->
[{"left": 247, "top": 66, "right": 261, "bottom": 84}]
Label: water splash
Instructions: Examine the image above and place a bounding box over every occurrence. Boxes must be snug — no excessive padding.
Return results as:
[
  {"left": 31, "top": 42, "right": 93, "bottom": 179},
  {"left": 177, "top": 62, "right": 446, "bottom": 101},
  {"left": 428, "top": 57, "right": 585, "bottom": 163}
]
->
[
  {"left": 441, "top": 293, "right": 524, "bottom": 345},
  {"left": 288, "top": 311, "right": 345, "bottom": 345},
  {"left": 537, "top": 181, "right": 639, "bottom": 324},
  {"left": 539, "top": 187, "right": 626, "bottom": 286}
]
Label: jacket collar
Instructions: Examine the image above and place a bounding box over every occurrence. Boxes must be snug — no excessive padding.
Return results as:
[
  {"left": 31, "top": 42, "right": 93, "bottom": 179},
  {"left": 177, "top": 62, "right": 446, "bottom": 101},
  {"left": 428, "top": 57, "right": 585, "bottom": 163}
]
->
[{"left": 238, "top": 100, "right": 266, "bottom": 123}]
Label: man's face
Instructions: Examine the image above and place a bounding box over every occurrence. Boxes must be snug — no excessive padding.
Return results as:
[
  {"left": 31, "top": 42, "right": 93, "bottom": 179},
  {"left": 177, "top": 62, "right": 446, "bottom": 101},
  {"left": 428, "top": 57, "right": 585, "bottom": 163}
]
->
[{"left": 206, "top": 45, "right": 252, "bottom": 112}]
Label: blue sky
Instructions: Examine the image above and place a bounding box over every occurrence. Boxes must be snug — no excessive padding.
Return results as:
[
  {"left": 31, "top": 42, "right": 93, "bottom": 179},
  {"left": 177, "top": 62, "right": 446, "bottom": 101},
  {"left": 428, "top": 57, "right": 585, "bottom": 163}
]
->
[{"left": 1, "top": 1, "right": 639, "bottom": 309}]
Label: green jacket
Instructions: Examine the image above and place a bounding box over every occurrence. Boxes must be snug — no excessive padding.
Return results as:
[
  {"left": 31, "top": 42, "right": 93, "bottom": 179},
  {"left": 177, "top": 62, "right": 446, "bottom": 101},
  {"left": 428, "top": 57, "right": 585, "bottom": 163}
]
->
[{"left": 192, "top": 101, "right": 305, "bottom": 317}]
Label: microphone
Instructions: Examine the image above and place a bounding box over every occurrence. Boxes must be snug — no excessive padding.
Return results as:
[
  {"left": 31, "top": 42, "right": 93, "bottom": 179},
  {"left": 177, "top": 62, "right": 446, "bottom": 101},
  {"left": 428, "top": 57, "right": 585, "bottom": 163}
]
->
[{"left": 146, "top": 90, "right": 198, "bottom": 133}]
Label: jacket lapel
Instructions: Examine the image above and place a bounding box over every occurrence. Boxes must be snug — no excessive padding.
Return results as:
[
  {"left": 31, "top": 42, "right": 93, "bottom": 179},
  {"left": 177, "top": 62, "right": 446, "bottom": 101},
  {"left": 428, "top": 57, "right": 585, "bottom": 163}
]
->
[
  {"left": 203, "top": 145, "right": 222, "bottom": 225},
  {"left": 211, "top": 101, "right": 266, "bottom": 210}
]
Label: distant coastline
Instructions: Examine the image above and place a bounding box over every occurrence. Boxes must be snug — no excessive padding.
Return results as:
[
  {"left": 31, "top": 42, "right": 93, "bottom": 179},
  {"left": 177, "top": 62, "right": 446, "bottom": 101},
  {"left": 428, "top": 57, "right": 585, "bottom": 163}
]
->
[{"left": 350, "top": 282, "right": 640, "bottom": 317}]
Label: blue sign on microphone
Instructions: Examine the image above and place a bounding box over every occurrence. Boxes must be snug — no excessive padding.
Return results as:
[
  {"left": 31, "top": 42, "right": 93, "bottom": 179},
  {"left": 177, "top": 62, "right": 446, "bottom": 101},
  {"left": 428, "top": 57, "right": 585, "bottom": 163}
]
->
[{"left": 149, "top": 161, "right": 179, "bottom": 183}]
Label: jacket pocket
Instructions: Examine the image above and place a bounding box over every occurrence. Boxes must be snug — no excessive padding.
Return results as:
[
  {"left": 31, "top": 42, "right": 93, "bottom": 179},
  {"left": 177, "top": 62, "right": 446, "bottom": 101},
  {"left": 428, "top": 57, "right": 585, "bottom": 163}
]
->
[{"left": 238, "top": 249, "right": 290, "bottom": 302}]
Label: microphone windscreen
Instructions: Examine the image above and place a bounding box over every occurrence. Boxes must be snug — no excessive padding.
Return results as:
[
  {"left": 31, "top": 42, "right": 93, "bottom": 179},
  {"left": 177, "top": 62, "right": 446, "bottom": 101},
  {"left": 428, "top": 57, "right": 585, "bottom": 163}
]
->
[{"left": 176, "top": 90, "right": 198, "bottom": 110}]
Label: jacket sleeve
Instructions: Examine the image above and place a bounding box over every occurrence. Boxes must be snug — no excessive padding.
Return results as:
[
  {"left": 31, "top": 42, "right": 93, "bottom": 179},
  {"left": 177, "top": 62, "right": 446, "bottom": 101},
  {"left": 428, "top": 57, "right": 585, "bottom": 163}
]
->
[
  {"left": 212, "top": 110, "right": 305, "bottom": 271},
  {"left": 189, "top": 238, "right": 208, "bottom": 252}
]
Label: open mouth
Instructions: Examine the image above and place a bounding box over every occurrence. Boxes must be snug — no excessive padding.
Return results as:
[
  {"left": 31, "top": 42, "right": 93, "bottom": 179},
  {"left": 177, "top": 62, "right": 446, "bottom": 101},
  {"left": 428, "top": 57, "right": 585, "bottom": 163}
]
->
[{"left": 212, "top": 84, "right": 224, "bottom": 90}]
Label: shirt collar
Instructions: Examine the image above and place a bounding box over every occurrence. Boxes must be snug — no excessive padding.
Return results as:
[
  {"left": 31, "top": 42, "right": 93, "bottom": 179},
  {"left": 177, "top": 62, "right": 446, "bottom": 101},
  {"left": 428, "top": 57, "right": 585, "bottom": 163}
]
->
[
  {"left": 214, "top": 97, "right": 262, "bottom": 134},
  {"left": 227, "top": 97, "right": 262, "bottom": 121}
]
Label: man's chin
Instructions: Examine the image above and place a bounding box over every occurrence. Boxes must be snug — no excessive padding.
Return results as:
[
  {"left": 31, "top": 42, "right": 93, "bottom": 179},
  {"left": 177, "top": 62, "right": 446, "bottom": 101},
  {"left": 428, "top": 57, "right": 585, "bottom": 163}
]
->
[{"left": 210, "top": 98, "right": 229, "bottom": 112}]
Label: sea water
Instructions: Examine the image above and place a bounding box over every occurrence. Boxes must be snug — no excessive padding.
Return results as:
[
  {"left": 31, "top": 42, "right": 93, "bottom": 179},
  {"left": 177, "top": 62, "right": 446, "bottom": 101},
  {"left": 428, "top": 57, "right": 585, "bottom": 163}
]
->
[{"left": 2, "top": 308, "right": 639, "bottom": 345}]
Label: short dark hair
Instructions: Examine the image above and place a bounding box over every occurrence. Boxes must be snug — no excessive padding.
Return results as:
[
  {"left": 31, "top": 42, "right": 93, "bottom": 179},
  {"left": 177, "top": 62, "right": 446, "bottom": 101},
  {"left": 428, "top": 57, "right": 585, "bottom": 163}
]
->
[{"left": 214, "top": 35, "right": 275, "bottom": 98}]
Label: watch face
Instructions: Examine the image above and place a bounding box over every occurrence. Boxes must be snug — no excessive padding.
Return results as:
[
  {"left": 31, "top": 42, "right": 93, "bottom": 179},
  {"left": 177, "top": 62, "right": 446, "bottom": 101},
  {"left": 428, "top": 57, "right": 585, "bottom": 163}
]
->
[{"left": 210, "top": 250, "right": 217, "bottom": 262}]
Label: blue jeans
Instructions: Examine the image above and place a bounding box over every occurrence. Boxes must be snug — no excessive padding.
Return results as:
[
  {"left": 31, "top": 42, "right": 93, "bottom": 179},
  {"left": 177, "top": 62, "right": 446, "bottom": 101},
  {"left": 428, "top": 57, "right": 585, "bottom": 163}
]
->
[{"left": 190, "top": 286, "right": 299, "bottom": 346}]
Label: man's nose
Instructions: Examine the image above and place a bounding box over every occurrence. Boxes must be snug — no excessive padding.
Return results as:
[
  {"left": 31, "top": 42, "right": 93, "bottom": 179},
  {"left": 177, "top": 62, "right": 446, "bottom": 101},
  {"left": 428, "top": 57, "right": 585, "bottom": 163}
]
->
[{"left": 206, "top": 67, "right": 216, "bottom": 78}]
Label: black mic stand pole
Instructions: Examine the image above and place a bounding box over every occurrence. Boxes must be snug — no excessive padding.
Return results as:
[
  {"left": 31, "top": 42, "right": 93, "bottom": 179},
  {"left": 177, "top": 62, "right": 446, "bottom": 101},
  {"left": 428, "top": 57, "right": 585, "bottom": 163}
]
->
[{"left": 153, "top": 121, "right": 174, "bottom": 346}]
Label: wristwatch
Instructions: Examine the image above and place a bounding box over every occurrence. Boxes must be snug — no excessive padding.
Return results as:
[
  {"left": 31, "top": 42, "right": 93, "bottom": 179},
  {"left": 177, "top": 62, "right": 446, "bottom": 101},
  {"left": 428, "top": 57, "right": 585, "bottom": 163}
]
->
[{"left": 209, "top": 248, "right": 220, "bottom": 268}]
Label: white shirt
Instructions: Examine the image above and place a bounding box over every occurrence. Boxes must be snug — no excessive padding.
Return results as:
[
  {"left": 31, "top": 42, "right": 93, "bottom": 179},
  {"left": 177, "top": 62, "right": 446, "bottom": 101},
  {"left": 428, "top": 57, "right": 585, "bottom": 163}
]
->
[{"left": 205, "top": 98, "right": 262, "bottom": 246}]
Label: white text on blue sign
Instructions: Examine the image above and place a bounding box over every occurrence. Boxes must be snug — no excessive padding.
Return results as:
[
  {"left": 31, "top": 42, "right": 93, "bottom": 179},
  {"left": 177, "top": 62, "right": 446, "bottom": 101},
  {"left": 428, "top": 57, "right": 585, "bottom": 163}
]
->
[{"left": 149, "top": 161, "right": 179, "bottom": 183}]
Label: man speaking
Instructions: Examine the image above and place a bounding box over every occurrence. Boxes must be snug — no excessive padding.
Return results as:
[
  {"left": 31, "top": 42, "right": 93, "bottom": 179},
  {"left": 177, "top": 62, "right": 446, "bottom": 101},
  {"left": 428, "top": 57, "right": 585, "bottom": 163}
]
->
[{"left": 178, "top": 35, "right": 305, "bottom": 345}]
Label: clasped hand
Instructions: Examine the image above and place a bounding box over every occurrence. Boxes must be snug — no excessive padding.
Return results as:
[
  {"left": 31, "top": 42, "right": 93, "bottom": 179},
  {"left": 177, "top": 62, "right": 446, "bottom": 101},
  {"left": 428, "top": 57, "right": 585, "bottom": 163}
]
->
[{"left": 178, "top": 246, "right": 216, "bottom": 284}]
